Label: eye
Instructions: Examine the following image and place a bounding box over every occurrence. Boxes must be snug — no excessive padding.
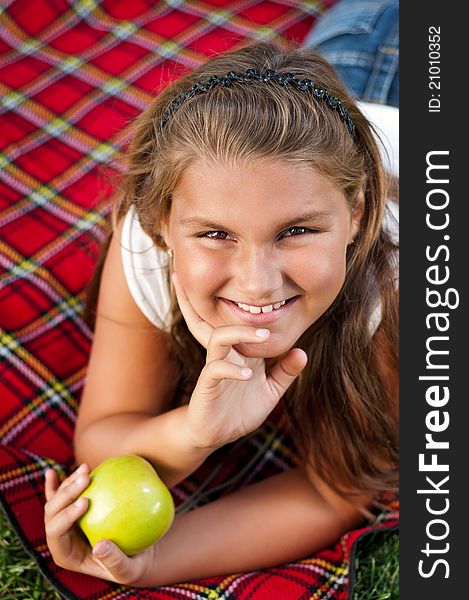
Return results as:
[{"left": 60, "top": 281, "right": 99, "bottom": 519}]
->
[
  {"left": 280, "top": 226, "right": 314, "bottom": 238},
  {"left": 200, "top": 230, "right": 235, "bottom": 240}
]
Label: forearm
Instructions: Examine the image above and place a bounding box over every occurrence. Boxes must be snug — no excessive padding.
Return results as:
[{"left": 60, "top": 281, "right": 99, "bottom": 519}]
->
[
  {"left": 74, "top": 406, "right": 212, "bottom": 487},
  {"left": 138, "top": 468, "right": 367, "bottom": 587}
]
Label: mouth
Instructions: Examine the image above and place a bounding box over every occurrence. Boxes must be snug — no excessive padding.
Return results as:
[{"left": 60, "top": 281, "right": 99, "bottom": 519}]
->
[{"left": 218, "top": 296, "right": 300, "bottom": 324}]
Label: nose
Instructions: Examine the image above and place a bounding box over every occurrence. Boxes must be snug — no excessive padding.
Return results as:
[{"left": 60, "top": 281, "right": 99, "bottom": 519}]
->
[{"left": 234, "top": 246, "right": 283, "bottom": 303}]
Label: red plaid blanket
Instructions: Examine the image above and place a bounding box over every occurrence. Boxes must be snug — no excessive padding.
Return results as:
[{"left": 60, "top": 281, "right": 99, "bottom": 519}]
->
[{"left": 0, "top": 1, "right": 398, "bottom": 598}]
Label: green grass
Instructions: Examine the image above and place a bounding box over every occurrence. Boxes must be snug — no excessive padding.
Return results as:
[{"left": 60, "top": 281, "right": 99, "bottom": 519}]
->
[
  {"left": 0, "top": 509, "right": 61, "bottom": 600},
  {"left": 352, "top": 529, "right": 400, "bottom": 599},
  {"left": 1, "top": 508, "right": 398, "bottom": 599}
]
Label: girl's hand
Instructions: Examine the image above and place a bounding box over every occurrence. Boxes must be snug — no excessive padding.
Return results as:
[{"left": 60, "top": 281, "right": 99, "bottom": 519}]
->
[
  {"left": 44, "top": 465, "right": 154, "bottom": 585},
  {"left": 172, "top": 273, "right": 308, "bottom": 450}
]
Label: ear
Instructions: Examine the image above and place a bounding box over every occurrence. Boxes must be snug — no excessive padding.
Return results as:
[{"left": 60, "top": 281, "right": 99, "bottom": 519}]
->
[{"left": 348, "top": 188, "right": 365, "bottom": 244}]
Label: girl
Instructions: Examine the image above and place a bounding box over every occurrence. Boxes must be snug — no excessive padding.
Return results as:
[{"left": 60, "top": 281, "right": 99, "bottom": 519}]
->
[{"left": 44, "top": 41, "right": 398, "bottom": 587}]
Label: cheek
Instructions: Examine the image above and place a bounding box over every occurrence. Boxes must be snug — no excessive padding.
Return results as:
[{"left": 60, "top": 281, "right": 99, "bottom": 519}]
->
[
  {"left": 294, "top": 244, "right": 347, "bottom": 302},
  {"left": 318, "top": 256, "right": 347, "bottom": 291},
  {"left": 174, "top": 244, "right": 226, "bottom": 304}
]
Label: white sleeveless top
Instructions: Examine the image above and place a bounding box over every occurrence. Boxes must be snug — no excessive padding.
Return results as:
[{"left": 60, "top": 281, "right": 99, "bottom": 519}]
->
[
  {"left": 121, "top": 211, "right": 172, "bottom": 330},
  {"left": 121, "top": 102, "right": 399, "bottom": 334}
]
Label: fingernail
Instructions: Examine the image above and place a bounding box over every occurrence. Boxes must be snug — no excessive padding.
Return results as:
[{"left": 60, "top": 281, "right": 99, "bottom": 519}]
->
[
  {"left": 94, "top": 540, "right": 111, "bottom": 557},
  {"left": 74, "top": 498, "right": 86, "bottom": 510},
  {"left": 240, "top": 367, "right": 252, "bottom": 377},
  {"left": 77, "top": 463, "right": 87, "bottom": 473},
  {"left": 75, "top": 475, "right": 86, "bottom": 486},
  {"left": 256, "top": 329, "right": 269, "bottom": 337}
]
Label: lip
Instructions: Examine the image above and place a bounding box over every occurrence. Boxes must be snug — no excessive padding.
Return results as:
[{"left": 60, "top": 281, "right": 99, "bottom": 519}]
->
[{"left": 218, "top": 296, "right": 300, "bottom": 324}]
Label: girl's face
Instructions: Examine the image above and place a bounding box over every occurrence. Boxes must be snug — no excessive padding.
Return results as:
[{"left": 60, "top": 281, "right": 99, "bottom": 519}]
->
[{"left": 163, "top": 158, "right": 363, "bottom": 358}]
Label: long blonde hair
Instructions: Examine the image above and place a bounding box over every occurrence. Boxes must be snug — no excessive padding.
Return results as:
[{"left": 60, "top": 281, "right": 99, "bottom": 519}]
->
[{"left": 85, "top": 41, "right": 398, "bottom": 497}]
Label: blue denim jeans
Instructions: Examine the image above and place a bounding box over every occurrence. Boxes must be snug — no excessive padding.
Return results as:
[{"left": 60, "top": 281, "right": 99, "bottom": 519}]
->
[{"left": 303, "top": 0, "right": 399, "bottom": 107}]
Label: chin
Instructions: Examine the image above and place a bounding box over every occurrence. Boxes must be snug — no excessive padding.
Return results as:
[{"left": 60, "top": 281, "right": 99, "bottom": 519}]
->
[{"left": 233, "top": 340, "right": 291, "bottom": 360}]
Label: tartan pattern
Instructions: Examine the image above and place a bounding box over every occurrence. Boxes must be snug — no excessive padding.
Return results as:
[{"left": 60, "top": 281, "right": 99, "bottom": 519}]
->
[{"left": 0, "top": 1, "right": 398, "bottom": 598}]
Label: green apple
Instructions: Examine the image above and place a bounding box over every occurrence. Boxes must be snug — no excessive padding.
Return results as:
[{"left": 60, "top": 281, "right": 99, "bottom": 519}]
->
[{"left": 77, "top": 454, "right": 175, "bottom": 556}]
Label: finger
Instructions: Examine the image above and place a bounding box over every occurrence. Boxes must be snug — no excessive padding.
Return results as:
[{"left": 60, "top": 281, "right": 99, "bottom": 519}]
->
[
  {"left": 172, "top": 272, "right": 213, "bottom": 347},
  {"left": 45, "top": 496, "right": 89, "bottom": 539},
  {"left": 93, "top": 540, "right": 144, "bottom": 585},
  {"left": 44, "top": 469, "right": 59, "bottom": 502},
  {"left": 45, "top": 466, "right": 81, "bottom": 515},
  {"left": 198, "top": 359, "right": 253, "bottom": 392},
  {"left": 44, "top": 469, "right": 90, "bottom": 521},
  {"left": 267, "top": 348, "right": 308, "bottom": 399},
  {"left": 49, "top": 463, "right": 89, "bottom": 495},
  {"left": 59, "top": 463, "right": 90, "bottom": 493},
  {"left": 207, "top": 326, "right": 270, "bottom": 362}
]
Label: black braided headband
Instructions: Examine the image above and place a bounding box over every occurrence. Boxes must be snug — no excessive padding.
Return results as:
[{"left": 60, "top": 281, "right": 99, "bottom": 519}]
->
[{"left": 160, "top": 68, "right": 356, "bottom": 140}]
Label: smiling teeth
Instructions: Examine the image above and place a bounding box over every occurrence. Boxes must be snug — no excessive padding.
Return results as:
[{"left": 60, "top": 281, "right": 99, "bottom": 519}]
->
[{"left": 236, "top": 300, "right": 286, "bottom": 314}]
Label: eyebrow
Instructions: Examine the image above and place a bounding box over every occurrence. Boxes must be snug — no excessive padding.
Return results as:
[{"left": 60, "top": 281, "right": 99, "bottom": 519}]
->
[{"left": 180, "top": 210, "right": 334, "bottom": 231}]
